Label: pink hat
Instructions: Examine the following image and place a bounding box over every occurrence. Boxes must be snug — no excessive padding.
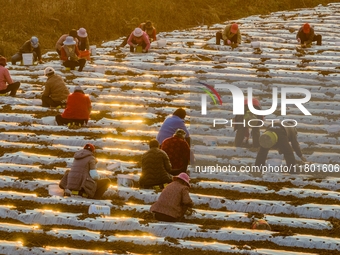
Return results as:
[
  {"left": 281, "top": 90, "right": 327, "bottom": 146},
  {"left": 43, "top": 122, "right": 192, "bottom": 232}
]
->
[
  {"left": 77, "top": 28, "right": 88, "bottom": 38},
  {"left": 230, "top": 23, "right": 238, "bottom": 34},
  {"left": 133, "top": 28, "right": 143, "bottom": 37},
  {"left": 173, "top": 173, "right": 190, "bottom": 187},
  {"left": 303, "top": 23, "right": 310, "bottom": 33}
]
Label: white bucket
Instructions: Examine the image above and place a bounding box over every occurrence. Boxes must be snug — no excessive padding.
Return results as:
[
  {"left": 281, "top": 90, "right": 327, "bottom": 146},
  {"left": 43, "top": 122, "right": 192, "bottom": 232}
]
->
[
  {"left": 107, "top": 162, "right": 121, "bottom": 171},
  {"left": 251, "top": 41, "right": 261, "bottom": 48},
  {"left": 157, "top": 39, "right": 167, "bottom": 48},
  {"left": 88, "top": 204, "right": 111, "bottom": 215},
  {"left": 117, "top": 174, "right": 134, "bottom": 187},
  {"left": 94, "top": 65, "right": 105, "bottom": 73},
  {"left": 90, "top": 45, "right": 97, "bottom": 56},
  {"left": 203, "top": 137, "right": 218, "bottom": 146},
  {"left": 48, "top": 184, "right": 64, "bottom": 196},
  {"left": 22, "top": 53, "right": 33, "bottom": 65}
]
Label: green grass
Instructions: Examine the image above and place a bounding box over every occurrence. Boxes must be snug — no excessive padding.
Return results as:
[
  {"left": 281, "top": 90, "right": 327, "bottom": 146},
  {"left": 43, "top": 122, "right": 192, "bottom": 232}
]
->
[{"left": 0, "top": 0, "right": 338, "bottom": 58}]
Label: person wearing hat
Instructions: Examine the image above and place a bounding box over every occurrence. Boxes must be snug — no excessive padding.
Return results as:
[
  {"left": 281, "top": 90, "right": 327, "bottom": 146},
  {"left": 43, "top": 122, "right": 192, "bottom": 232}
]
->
[
  {"left": 296, "top": 23, "right": 322, "bottom": 47},
  {"left": 60, "top": 36, "right": 86, "bottom": 71},
  {"left": 150, "top": 172, "right": 194, "bottom": 222},
  {"left": 234, "top": 98, "right": 262, "bottom": 148},
  {"left": 156, "top": 108, "right": 190, "bottom": 145},
  {"left": 55, "top": 29, "right": 79, "bottom": 56},
  {"left": 76, "top": 28, "right": 91, "bottom": 60},
  {"left": 161, "top": 129, "right": 191, "bottom": 175},
  {"left": 255, "top": 123, "right": 306, "bottom": 170},
  {"left": 59, "top": 144, "right": 111, "bottom": 199},
  {"left": 216, "top": 23, "right": 241, "bottom": 47},
  {"left": 42, "top": 67, "right": 70, "bottom": 107},
  {"left": 127, "top": 27, "right": 151, "bottom": 53},
  {"left": 55, "top": 85, "right": 92, "bottom": 126},
  {"left": 11, "top": 36, "right": 43, "bottom": 65},
  {"left": 139, "top": 139, "right": 173, "bottom": 189},
  {"left": 0, "top": 56, "right": 21, "bottom": 97},
  {"left": 139, "top": 21, "right": 157, "bottom": 42}
]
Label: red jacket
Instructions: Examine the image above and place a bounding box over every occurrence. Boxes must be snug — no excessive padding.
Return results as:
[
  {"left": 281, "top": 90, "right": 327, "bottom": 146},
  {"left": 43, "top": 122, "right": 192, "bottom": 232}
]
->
[
  {"left": 161, "top": 136, "right": 190, "bottom": 172},
  {"left": 60, "top": 45, "right": 81, "bottom": 61},
  {"left": 62, "top": 92, "right": 91, "bottom": 120}
]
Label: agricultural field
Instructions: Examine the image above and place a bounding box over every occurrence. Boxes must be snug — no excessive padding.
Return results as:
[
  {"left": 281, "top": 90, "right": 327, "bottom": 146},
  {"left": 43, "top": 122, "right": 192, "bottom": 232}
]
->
[{"left": 0, "top": 3, "right": 339, "bottom": 255}]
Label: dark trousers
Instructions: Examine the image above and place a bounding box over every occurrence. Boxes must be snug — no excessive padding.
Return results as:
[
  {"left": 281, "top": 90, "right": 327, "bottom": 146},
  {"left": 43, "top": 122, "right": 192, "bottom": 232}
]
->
[
  {"left": 93, "top": 178, "right": 111, "bottom": 199},
  {"left": 298, "top": 34, "right": 322, "bottom": 46},
  {"left": 11, "top": 52, "right": 38, "bottom": 65},
  {"left": 120, "top": 34, "right": 130, "bottom": 47},
  {"left": 235, "top": 126, "right": 260, "bottom": 148},
  {"left": 0, "top": 82, "right": 20, "bottom": 96},
  {"left": 216, "top": 31, "right": 237, "bottom": 45},
  {"left": 140, "top": 183, "right": 166, "bottom": 189},
  {"left": 55, "top": 114, "right": 88, "bottom": 126},
  {"left": 63, "top": 59, "right": 86, "bottom": 71},
  {"left": 41, "top": 95, "right": 64, "bottom": 108},
  {"left": 154, "top": 212, "right": 177, "bottom": 222}
]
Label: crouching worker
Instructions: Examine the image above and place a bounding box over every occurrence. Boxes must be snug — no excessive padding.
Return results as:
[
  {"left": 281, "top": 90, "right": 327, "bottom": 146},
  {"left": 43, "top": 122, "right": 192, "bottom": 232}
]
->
[
  {"left": 60, "top": 36, "right": 86, "bottom": 71},
  {"left": 55, "top": 85, "right": 91, "bottom": 126},
  {"left": 59, "top": 144, "right": 111, "bottom": 199},
  {"left": 216, "top": 23, "right": 241, "bottom": 47},
  {"left": 127, "top": 28, "right": 150, "bottom": 53},
  {"left": 150, "top": 173, "right": 194, "bottom": 222},
  {"left": 0, "top": 56, "right": 21, "bottom": 97},
  {"left": 139, "top": 139, "right": 173, "bottom": 189},
  {"left": 296, "top": 23, "right": 322, "bottom": 47},
  {"left": 161, "top": 129, "right": 191, "bottom": 175},
  {"left": 255, "top": 123, "right": 306, "bottom": 171},
  {"left": 42, "top": 67, "right": 69, "bottom": 107}
]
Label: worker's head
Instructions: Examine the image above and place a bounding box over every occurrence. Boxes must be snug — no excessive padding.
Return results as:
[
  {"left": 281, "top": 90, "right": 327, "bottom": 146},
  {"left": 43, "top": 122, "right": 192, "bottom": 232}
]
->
[
  {"left": 173, "top": 108, "right": 186, "bottom": 119},
  {"left": 230, "top": 23, "right": 239, "bottom": 34},
  {"left": 149, "top": 139, "right": 159, "bottom": 149},
  {"left": 30, "top": 36, "right": 39, "bottom": 48},
  {"left": 174, "top": 129, "right": 186, "bottom": 139},
  {"left": 44, "top": 67, "right": 55, "bottom": 76},
  {"left": 84, "top": 143, "right": 95, "bottom": 153},
  {"left": 303, "top": 23, "right": 310, "bottom": 33}
]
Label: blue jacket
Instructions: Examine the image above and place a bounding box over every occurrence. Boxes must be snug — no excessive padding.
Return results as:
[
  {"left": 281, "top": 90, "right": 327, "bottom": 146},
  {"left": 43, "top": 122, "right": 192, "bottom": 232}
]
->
[{"left": 156, "top": 115, "right": 189, "bottom": 145}]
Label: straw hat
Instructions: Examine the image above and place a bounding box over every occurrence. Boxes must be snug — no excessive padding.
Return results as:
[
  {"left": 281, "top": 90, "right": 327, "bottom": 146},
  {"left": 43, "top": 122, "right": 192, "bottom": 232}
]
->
[{"left": 259, "top": 131, "right": 278, "bottom": 149}]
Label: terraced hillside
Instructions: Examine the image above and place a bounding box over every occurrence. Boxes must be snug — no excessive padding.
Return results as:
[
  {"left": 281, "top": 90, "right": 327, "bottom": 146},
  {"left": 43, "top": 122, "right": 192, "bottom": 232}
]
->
[{"left": 0, "top": 3, "right": 340, "bottom": 255}]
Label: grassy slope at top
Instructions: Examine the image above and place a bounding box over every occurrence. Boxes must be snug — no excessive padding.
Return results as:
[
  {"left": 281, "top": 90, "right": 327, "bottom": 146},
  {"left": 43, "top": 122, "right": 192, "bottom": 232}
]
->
[{"left": 0, "top": 0, "right": 338, "bottom": 58}]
